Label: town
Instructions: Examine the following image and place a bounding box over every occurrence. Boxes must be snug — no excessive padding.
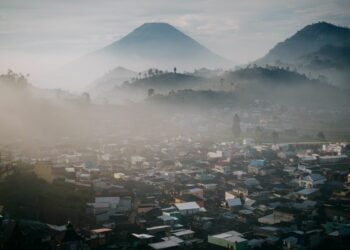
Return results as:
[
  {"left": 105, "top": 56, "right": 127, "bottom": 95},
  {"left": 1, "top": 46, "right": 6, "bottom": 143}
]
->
[
  {"left": 1, "top": 1, "right": 350, "bottom": 249},
  {"left": 1, "top": 135, "right": 349, "bottom": 249}
]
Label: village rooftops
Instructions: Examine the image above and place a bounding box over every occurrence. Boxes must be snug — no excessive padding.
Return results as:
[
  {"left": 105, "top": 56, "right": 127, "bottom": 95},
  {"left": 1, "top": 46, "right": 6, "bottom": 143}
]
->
[
  {"left": 148, "top": 240, "right": 179, "bottom": 249},
  {"left": 174, "top": 202, "right": 200, "bottom": 210},
  {"left": 161, "top": 236, "right": 184, "bottom": 244},
  {"left": 227, "top": 198, "right": 242, "bottom": 207},
  {"left": 147, "top": 225, "right": 171, "bottom": 231},
  {"left": 132, "top": 233, "right": 154, "bottom": 239},
  {"left": 158, "top": 214, "right": 178, "bottom": 222},
  {"left": 90, "top": 228, "right": 112, "bottom": 234},
  {"left": 210, "top": 231, "right": 246, "bottom": 241},
  {"left": 297, "top": 188, "right": 319, "bottom": 195},
  {"left": 303, "top": 174, "right": 325, "bottom": 182},
  {"left": 172, "top": 229, "right": 194, "bottom": 237}
]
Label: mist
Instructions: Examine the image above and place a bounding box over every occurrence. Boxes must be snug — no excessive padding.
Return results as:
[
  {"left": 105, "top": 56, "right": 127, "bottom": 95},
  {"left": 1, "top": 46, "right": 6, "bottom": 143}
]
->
[{"left": 1, "top": 2, "right": 350, "bottom": 250}]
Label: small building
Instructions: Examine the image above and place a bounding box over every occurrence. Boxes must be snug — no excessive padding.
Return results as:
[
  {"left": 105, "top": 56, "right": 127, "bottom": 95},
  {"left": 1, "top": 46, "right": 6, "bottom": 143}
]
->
[
  {"left": 148, "top": 240, "right": 179, "bottom": 249},
  {"left": 299, "top": 174, "right": 326, "bottom": 188},
  {"left": 226, "top": 198, "right": 242, "bottom": 209},
  {"left": 296, "top": 188, "right": 320, "bottom": 200},
  {"left": 258, "top": 207, "right": 295, "bottom": 225},
  {"left": 208, "top": 230, "right": 248, "bottom": 250},
  {"left": 248, "top": 160, "right": 266, "bottom": 175},
  {"left": 172, "top": 229, "right": 195, "bottom": 241},
  {"left": 174, "top": 202, "right": 201, "bottom": 216}
]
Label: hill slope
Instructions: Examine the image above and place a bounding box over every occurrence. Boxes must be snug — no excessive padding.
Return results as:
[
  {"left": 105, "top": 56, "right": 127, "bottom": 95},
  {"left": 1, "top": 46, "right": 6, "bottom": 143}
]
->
[
  {"left": 88, "top": 66, "right": 137, "bottom": 94},
  {"left": 257, "top": 22, "right": 350, "bottom": 87},
  {"left": 258, "top": 22, "right": 350, "bottom": 64},
  {"left": 123, "top": 72, "right": 206, "bottom": 92}
]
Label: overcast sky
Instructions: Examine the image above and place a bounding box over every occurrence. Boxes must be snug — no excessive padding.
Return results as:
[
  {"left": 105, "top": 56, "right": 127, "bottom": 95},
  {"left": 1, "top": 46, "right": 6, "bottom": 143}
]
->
[{"left": 0, "top": 0, "right": 349, "bottom": 80}]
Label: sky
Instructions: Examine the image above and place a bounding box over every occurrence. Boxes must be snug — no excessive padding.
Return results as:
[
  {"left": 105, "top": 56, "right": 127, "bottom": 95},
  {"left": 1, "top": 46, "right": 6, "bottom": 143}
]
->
[{"left": 0, "top": 0, "right": 349, "bottom": 85}]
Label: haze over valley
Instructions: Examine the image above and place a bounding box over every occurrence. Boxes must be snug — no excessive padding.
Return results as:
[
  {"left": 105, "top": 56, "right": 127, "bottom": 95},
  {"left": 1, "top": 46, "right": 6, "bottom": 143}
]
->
[{"left": 1, "top": 1, "right": 350, "bottom": 250}]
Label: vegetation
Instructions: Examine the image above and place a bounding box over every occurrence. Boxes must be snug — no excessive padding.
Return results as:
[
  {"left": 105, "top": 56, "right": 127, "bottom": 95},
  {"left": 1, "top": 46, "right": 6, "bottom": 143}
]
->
[
  {"left": 0, "top": 70, "right": 29, "bottom": 89},
  {"left": 232, "top": 114, "right": 241, "bottom": 140},
  {"left": 0, "top": 173, "right": 93, "bottom": 226}
]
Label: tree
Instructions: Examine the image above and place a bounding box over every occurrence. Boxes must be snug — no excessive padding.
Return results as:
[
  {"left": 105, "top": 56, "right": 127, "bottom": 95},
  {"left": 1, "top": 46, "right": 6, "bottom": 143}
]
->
[
  {"left": 254, "top": 126, "right": 263, "bottom": 143},
  {"left": 232, "top": 114, "right": 241, "bottom": 139},
  {"left": 272, "top": 130, "right": 279, "bottom": 143},
  {"left": 147, "top": 88, "right": 155, "bottom": 97},
  {"left": 81, "top": 92, "right": 90, "bottom": 103},
  {"left": 317, "top": 131, "right": 326, "bottom": 141}
]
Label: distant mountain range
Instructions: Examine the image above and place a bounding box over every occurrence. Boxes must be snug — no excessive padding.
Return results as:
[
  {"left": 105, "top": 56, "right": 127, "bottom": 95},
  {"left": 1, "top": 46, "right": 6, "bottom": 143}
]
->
[
  {"left": 257, "top": 22, "right": 350, "bottom": 87},
  {"left": 57, "top": 21, "right": 350, "bottom": 91},
  {"left": 56, "top": 22, "right": 232, "bottom": 91}
]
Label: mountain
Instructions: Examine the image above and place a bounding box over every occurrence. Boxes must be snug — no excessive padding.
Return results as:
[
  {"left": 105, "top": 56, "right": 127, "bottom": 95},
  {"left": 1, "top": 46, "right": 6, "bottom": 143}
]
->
[
  {"left": 256, "top": 22, "right": 350, "bottom": 88},
  {"left": 55, "top": 23, "right": 232, "bottom": 91},
  {"left": 88, "top": 66, "right": 137, "bottom": 94},
  {"left": 90, "top": 22, "right": 231, "bottom": 70},
  {"left": 258, "top": 22, "right": 350, "bottom": 65},
  {"left": 95, "top": 71, "right": 209, "bottom": 104},
  {"left": 55, "top": 22, "right": 232, "bottom": 91}
]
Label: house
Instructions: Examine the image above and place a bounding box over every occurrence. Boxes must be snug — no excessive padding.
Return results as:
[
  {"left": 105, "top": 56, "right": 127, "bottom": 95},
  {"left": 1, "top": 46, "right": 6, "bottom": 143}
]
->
[
  {"left": 208, "top": 230, "right": 248, "bottom": 250},
  {"left": 148, "top": 239, "right": 180, "bottom": 249},
  {"left": 244, "top": 178, "right": 260, "bottom": 187},
  {"left": 226, "top": 198, "right": 242, "bottom": 209},
  {"left": 258, "top": 207, "right": 295, "bottom": 225},
  {"left": 87, "top": 196, "right": 132, "bottom": 222},
  {"left": 184, "top": 187, "right": 204, "bottom": 199},
  {"left": 254, "top": 226, "right": 281, "bottom": 238},
  {"left": 132, "top": 233, "right": 155, "bottom": 248},
  {"left": 175, "top": 194, "right": 204, "bottom": 208},
  {"left": 233, "top": 170, "right": 247, "bottom": 179},
  {"left": 213, "top": 164, "right": 231, "bottom": 175},
  {"left": 299, "top": 174, "right": 326, "bottom": 188},
  {"left": 146, "top": 225, "right": 171, "bottom": 238},
  {"left": 89, "top": 228, "right": 113, "bottom": 248},
  {"left": 248, "top": 159, "right": 266, "bottom": 175},
  {"left": 318, "top": 155, "right": 348, "bottom": 165},
  {"left": 172, "top": 229, "right": 195, "bottom": 241},
  {"left": 174, "top": 202, "right": 202, "bottom": 216},
  {"left": 200, "top": 183, "right": 217, "bottom": 190},
  {"left": 207, "top": 151, "right": 223, "bottom": 161},
  {"left": 296, "top": 188, "right": 320, "bottom": 200},
  {"left": 157, "top": 214, "right": 178, "bottom": 226}
]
